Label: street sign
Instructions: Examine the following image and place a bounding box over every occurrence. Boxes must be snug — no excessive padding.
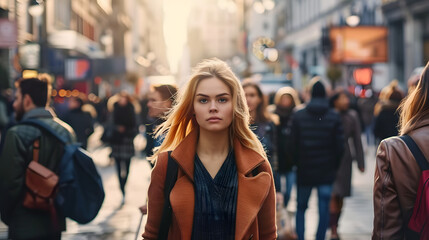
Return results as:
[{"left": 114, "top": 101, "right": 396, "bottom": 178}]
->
[{"left": 0, "top": 19, "right": 17, "bottom": 48}]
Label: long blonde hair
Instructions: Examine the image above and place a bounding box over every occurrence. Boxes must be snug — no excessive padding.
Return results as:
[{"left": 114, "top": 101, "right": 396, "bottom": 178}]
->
[
  {"left": 150, "top": 58, "right": 267, "bottom": 161},
  {"left": 399, "top": 61, "right": 429, "bottom": 135}
]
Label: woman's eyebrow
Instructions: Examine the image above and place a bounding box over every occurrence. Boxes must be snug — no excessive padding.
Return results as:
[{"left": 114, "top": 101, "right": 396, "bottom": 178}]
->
[{"left": 196, "top": 93, "right": 230, "bottom": 97}]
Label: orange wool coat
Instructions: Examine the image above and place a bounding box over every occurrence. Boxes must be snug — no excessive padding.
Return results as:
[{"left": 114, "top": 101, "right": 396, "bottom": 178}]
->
[{"left": 142, "top": 129, "right": 277, "bottom": 240}]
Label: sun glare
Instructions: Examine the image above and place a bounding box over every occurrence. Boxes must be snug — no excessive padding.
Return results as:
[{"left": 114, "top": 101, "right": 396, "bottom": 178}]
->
[{"left": 163, "top": 0, "right": 191, "bottom": 74}]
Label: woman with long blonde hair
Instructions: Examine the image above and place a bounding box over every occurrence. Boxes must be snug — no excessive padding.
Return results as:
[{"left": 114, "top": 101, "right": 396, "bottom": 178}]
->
[
  {"left": 142, "top": 58, "right": 276, "bottom": 240},
  {"left": 373, "top": 61, "right": 429, "bottom": 239}
]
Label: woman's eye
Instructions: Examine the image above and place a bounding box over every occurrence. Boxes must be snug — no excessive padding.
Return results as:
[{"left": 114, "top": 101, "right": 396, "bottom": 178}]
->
[
  {"left": 219, "top": 98, "right": 227, "bottom": 103},
  {"left": 199, "top": 98, "right": 208, "bottom": 103}
]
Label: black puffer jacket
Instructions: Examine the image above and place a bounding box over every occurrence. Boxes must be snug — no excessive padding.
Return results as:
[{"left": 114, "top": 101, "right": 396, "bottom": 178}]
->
[{"left": 288, "top": 98, "right": 344, "bottom": 186}]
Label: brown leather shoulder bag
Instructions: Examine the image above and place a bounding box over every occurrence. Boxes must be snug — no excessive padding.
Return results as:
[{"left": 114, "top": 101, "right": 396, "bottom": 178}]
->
[{"left": 22, "top": 139, "right": 59, "bottom": 211}]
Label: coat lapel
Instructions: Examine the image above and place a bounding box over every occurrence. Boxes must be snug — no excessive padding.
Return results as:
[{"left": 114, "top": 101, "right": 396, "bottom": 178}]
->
[
  {"left": 171, "top": 129, "right": 198, "bottom": 181},
  {"left": 233, "top": 139, "right": 272, "bottom": 239},
  {"left": 169, "top": 129, "right": 198, "bottom": 238},
  {"left": 168, "top": 131, "right": 272, "bottom": 239},
  {"left": 170, "top": 176, "right": 195, "bottom": 239}
]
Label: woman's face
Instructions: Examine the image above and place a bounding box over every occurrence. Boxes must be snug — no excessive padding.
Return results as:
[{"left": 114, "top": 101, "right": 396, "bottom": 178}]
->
[
  {"left": 244, "top": 86, "right": 262, "bottom": 112},
  {"left": 118, "top": 95, "right": 128, "bottom": 106},
  {"left": 147, "top": 90, "right": 172, "bottom": 118},
  {"left": 278, "top": 94, "right": 293, "bottom": 108},
  {"left": 193, "top": 77, "right": 233, "bottom": 133}
]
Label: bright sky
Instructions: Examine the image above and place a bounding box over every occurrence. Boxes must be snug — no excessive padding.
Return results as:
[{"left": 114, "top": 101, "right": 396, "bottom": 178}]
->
[{"left": 163, "top": 0, "right": 191, "bottom": 74}]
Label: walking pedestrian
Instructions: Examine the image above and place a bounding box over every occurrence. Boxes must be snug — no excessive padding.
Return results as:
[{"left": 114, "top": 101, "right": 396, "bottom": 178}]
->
[
  {"left": 273, "top": 86, "right": 301, "bottom": 209},
  {"left": 243, "top": 82, "right": 280, "bottom": 191},
  {"left": 145, "top": 84, "right": 177, "bottom": 159},
  {"left": 357, "top": 89, "right": 378, "bottom": 147},
  {"left": 62, "top": 95, "right": 94, "bottom": 149},
  {"left": 108, "top": 91, "right": 139, "bottom": 205},
  {"left": 373, "top": 80, "right": 404, "bottom": 144},
  {"left": 0, "top": 76, "right": 75, "bottom": 240},
  {"left": 373, "top": 61, "right": 429, "bottom": 239},
  {"left": 139, "top": 84, "right": 177, "bottom": 215},
  {"left": 329, "top": 90, "right": 365, "bottom": 240},
  {"left": 142, "top": 58, "right": 276, "bottom": 240},
  {"left": 288, "top": 77, "right": 344, "bottom": 240}
]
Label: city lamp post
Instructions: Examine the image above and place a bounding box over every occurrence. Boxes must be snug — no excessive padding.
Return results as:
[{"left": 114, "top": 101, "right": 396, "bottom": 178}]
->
[{"left": 28, "top": 0, "right": 44, "bottom": 72}]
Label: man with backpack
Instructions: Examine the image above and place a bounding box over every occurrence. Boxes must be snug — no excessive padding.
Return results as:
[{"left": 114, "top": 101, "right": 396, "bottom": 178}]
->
[{"left": 0, "top": 76, "right": 75, "bottom": 240}]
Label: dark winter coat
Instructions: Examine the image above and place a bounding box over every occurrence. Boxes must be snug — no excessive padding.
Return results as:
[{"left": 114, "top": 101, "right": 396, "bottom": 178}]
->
[
  {"left": 110, "top": 102, "right": 137, "bottom": 159},
  {"left": 275, "top": 107, "right": 295, "bottom": 173},
  {"left": 332, "top": 109, "right": 365, "bottom": 197},
  {"left": 0, "top": 108, "right": 75, "bottom": 239},
  {"left": 288, "top": 98, "right": 344, "bottom": 186},
  {"left": 62, "top": 108, "right": 94, "bottom": 149},
  {"left": 374, "top": 101, "right": 400, "bottom": 142},
  {"left": 251, "top": 121, "right": 278, "bottom": 171}
]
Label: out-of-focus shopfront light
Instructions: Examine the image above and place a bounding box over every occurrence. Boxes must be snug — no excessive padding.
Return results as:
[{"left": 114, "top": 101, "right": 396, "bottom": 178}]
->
[
  {"left": 28, "top": 0, "right": 44, "bottom": 17},
  {"left": 346, "top": 15, "right": 360, "bottom": 27},
  {"left": 262, "top": 0, "right": 275, "bottom": 11},
  {"left": 264, "top": 48, "right": 278, "bottom": 62},
  {"left": 253, "top": 1, "right": 265, "bottom": 14}
]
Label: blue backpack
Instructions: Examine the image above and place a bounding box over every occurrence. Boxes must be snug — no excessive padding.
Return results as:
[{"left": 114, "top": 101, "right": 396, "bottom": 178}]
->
[{"left": 22, "top": 119, "right": 105, "bottom": 224}]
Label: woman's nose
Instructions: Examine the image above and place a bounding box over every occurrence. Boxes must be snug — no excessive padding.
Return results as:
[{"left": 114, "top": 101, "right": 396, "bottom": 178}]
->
[{"left": 209, "top": 100, "right": 218, "bottom": 112}]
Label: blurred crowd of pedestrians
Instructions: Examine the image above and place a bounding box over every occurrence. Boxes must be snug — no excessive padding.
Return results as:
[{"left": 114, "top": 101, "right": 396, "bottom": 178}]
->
[{"left": 0, "top": 58, "right": 426, "bottom": 240}]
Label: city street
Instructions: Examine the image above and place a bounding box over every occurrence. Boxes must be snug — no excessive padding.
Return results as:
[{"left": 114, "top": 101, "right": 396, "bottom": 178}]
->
[{"left": 0, "top": 128, "right": 376, "bottom": 240}]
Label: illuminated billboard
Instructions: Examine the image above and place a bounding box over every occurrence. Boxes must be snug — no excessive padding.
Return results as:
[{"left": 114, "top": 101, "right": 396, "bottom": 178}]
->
[{"left": 329, "top": 26, "right": 388, "bottom": 64}]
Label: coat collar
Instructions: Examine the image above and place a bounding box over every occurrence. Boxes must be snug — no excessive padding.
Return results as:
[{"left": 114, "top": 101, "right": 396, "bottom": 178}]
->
[
  {"left": 402, "top": 116, "right": 429, "bottom": 135},
  {"left": 170, "top": 128, "right": 271, "bottom": 239},
  {"left": 22, "top": 107, "right": 56, "bottom": 120},
  {"left": 170, "top": 128, "right": 266, "bottom": 181}
]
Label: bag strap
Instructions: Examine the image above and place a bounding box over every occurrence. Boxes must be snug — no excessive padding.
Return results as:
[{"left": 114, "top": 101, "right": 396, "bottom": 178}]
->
[
  {"left": 158, "top": 151, "right": 178, "bottom": 240},
  {"left": 32, "top": 139, "right": 40, "bottom": 163},
  {"left": 400, "top": 135, "right": 429, "bottom": 171},
  {"left": 20, "top": 119, "right": 68, "bottom": 144}
]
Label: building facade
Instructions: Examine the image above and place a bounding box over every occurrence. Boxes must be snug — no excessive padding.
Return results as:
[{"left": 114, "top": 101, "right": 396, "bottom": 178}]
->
[
  {"left": 0, "top": 0, "right": 169, "bottom": 96},
  {"left": 280, "top": 0, "right": 389, "bottom": 91},
  {"left": 382, "top": 0, "right": 429, "bottom": 86}
]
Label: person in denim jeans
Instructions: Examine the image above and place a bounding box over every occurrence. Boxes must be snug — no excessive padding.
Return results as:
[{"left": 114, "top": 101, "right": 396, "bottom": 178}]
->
[
  {"left": 297, "top": 185, "right": 333, "bottom": 240},
  {"left": 288, "top": 78, "right": 344, "bottom": 240},
  {"left": 273, "top": 86, "right": 301, "bottom": 209}
]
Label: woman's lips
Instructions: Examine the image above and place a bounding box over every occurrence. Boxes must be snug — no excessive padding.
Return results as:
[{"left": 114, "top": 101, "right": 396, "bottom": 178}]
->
[{"left": 207, "top": 117, "right": 222, "bottom": 122}]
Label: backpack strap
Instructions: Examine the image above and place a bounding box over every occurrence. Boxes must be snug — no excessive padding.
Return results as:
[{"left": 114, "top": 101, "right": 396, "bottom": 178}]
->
[
  {"left": 32, "top": 139, "right": 40, "bottom": 163},
  {"left": 400, "top": 135, "right": 429, "bottom": 171},
  {"left": 158, "top": 151, "right": 178, "bottom": 240},
  {"left": 20, "top": 119, "right": 68, "bottom": 144}
]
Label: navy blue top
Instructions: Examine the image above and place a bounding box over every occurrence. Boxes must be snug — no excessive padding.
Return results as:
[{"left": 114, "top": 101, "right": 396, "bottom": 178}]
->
[{"left": 191, "top": 150, "right": 238, "bottom": 240}]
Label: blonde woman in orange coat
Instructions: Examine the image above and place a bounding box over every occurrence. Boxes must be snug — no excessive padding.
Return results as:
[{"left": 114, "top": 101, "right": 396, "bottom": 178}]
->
[{"left": 142, "top": 58, "right": 277, "bottom": 240}]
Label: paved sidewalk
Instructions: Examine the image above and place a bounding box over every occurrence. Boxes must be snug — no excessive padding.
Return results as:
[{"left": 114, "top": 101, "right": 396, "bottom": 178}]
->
[{"left": 285, "top": 145, "right": 376, "bottom": 240}]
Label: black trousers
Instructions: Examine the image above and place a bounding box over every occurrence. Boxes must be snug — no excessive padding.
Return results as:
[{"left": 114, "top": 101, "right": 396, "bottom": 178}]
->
[{"left": 114, "top": 157, "right": 131, "bottom": 195}]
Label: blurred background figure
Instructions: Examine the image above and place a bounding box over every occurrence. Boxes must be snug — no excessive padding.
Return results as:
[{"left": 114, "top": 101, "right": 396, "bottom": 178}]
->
[
  {"left": 107, "top": 91, "right": 139, "bottom": 205},
  {"left": 138, "top": 84, "right": 177, "bottom": 215},
  {"left": 407, "top": 66, "right": 424, "bottom": 94},
  {"left": 373, "top": 80, "right": 405, "bottom": 144},
  {"left": 62, "top": 95, "right": 94, "bottom": 149},
  {"left": 243, "top": 82, "right": 280, "bottom": 191},
  {"left": 144, "top": 84, "right": 177, "bottom": 160},
  {"left": 357, "top": 88, "right": 378, "bottom": 148},
  {"left": 273, "top": 86, "right": 301, "bottom": 210},
  {"left": 288, "top": 78, "right": 344, "bottom": 240},
  {"left": 329, "top": 90, "right": 365, "bottom": 240}
]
